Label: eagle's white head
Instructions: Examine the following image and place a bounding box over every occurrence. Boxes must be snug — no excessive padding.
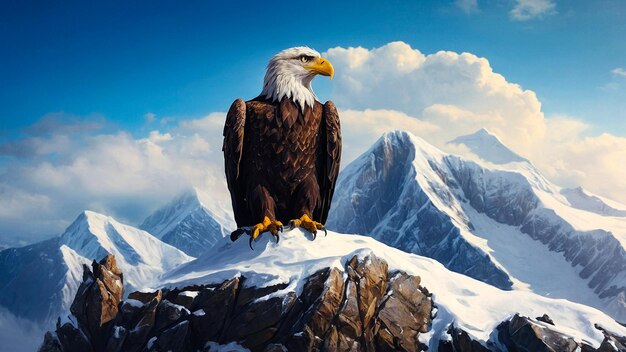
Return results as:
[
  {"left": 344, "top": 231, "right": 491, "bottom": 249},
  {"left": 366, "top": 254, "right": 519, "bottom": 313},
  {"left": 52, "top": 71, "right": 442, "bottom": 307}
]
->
[{"left": 260, "top": 46, "right": 334, "bottom": 111}]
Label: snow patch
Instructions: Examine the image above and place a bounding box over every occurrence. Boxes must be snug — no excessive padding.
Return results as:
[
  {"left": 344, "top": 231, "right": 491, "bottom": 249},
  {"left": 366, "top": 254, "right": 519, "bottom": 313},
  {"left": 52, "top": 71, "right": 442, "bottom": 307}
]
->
[{"left": 163, "top": 230, "right": 626, "bottom": 349}]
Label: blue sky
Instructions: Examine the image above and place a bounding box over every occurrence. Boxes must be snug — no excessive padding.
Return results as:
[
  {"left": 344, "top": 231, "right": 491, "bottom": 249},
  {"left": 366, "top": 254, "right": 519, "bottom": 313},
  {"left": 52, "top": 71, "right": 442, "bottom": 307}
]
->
[{"left": 2, "top": 0, "right": 625, "bottom": 138}]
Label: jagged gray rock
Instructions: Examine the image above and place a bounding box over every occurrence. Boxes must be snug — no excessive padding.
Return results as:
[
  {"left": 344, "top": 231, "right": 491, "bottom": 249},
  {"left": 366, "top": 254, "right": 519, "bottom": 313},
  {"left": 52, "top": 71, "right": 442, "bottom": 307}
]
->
[
  {"left": 39, "top": 254, "right": 433, "bottom": 352},
  {"left": 39, "top": 254, "right": 626, "bottom": 352}
]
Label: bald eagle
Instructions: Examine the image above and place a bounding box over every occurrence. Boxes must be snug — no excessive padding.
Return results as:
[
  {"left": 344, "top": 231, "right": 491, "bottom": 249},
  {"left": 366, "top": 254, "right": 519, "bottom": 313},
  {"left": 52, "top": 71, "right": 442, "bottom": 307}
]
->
[{"left": 223, "top": 47, "right": 341, "bottom": 248}]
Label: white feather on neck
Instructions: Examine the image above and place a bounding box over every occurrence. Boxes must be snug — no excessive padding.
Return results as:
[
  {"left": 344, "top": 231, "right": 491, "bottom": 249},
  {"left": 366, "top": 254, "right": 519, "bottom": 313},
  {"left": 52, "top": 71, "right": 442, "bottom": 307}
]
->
[{"left": 260, "top": 48, "right": 319, "bottom": 111}]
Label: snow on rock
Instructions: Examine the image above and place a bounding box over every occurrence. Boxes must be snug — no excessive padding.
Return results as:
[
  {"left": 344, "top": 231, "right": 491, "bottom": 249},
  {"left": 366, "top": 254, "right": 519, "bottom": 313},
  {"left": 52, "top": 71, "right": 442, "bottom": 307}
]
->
[
  {"left": 328, "top": 130, "right": 626, "bottom": 322},
  {"left": 140, "top": 188, "right": 235, "bottom": 257},
  {"left": 161, "top": 229, "right": 626, "bottom": 350}
]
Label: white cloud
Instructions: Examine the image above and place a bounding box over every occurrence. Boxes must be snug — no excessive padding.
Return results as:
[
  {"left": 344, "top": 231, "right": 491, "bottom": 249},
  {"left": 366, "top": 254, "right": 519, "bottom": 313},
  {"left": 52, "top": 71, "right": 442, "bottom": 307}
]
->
[
  {"left": 0, "top": 308, "right": 45, "bottom": 352},
  {"left": 455, "top": 0, "right": 479, "bottom": 14},
  {"left": 612, "top": 67, "right": 626, "bottom": 77},
  {"left": 326, "top": 41, "right": 626, "bottom": 206},
  {"left": 339, "top": 109, "right": 439, "bottom": 165},
  {"left": 326, "top": 42, "right": 546, "bottom": 154},
  {"left": 0, "top": 114, "right": 230, "bottom": 244},
  {"left": 510, "top": 0, "right": 557, "bottom": 21}
]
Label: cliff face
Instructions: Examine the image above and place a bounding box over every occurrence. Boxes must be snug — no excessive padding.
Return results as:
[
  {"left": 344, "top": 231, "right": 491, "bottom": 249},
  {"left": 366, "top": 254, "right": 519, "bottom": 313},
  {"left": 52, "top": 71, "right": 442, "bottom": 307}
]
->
[
  {"left": 40, "top": 254, "right": 433, "bottom": 352},
  {"left": 40, "top": 254, "right": 626, "bottom": 352}
]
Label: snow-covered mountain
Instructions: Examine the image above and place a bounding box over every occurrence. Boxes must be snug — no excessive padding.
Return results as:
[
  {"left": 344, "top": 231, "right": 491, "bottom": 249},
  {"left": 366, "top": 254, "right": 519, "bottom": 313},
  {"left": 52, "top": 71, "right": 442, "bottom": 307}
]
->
[
  {"left": 140, "top": 189, "right": 234, "bottom": 257},
  {"left": 160, "top": 229, "right": 626, "bottom": 350},
  {"left": 561, "top": 186, "right": 626, "bottom": 217},
  {"left": 327, "top": 129, "right": 626, "bottom": 322},
  {"left": 449, "top": 127, "right": 528, "bottom": 164},
  {"left": 0, "top": 210, "right": 192, "bottom": 324}
]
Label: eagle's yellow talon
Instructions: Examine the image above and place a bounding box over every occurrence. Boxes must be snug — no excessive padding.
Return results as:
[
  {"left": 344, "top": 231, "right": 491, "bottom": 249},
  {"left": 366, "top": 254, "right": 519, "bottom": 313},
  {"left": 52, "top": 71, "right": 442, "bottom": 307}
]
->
[
  {"left": 252, "top": 227, "right": 261, "bottom": 239},
  {"left": 240, "top": 216, "right": 284, "bottom": 249},
  {"left": 288, "top": 214, "right": 325, "bottom": 239}
]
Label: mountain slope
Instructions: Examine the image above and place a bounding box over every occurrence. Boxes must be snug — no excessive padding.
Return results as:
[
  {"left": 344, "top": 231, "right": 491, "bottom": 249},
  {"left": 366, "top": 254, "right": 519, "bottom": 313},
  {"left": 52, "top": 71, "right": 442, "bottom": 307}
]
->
[
  {"left": 0, "top": 211, "right": 192, "bottom": 324},
  {"left": 561, "top": 186, "right": 626, "bottom": 217},
  {"left": 159, "top": 230, "right": 626, "bottom": 350},
  {"left": 328, "top": 131, "right": 513, "bottom": 290},
  {"left": 140, "top": 189, "right": 234, "bottom": 257},
  {"left": 327, "top": 130, "right": 626, "bottom": 322}
]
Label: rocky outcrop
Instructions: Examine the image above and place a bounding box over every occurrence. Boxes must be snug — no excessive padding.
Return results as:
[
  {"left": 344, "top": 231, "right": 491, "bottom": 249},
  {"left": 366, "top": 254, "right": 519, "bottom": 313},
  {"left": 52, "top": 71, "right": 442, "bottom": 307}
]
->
[
  {"left": 594, "top": 324, "right": 626, "bottom": 352},
  {"left": 438, "top": 314, "right": 626, "bottom": 352},
  {"left": 438, "top": 324, "right": 492, "bottom": 352},
  {"left": 39, "top": 254, "right": 626, "bottom": 352},
  {"left": 496, "top": 314, "right": 582, "bottom": 352},
  {"left": 40, "top": 254, "right": 433, "bottom": 352}
]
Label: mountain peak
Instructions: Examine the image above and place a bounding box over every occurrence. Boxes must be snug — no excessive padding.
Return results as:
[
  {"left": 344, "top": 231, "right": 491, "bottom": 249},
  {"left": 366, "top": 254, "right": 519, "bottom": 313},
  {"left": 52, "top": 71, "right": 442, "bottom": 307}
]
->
[
  {"left": 374, "top": 130, "right": 446, "bottom": 159},
  {"left": 475, "top": 127, "right": 494, "bottom": 135},
  {"left": 139, "top": 189, "right": 234, "bottom": 257},
  {"left": 449, "top": 128, "right": 527, "bottom": 164}
]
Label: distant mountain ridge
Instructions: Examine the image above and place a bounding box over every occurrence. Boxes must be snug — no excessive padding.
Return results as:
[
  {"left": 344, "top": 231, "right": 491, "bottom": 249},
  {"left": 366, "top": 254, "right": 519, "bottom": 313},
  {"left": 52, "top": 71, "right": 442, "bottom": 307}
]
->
[
  {"left": 561, "top": 186, "right": 626, "bottom": 217},
  {"left": 449, "top": 127, "right": 528, "bottom": 164},
  {"left": 0, "top": 211, "right": 192, "bottom": 324},
  {"left": 328, "top": 129, "right": 626, "bottom": 322},
  {"left": 140, "top": 189, "right": 234, "bottom": 257}
]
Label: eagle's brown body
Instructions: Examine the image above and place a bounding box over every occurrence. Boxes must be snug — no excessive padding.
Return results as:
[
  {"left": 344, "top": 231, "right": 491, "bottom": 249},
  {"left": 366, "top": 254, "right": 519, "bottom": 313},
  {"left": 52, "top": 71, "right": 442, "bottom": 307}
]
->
[{"left": 223, "top": 96, "right": 341, "bottom": 228}]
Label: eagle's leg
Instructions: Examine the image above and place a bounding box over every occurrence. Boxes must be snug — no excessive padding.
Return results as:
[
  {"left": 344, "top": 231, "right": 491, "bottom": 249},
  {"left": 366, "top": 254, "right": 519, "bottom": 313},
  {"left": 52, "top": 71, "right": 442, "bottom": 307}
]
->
[
  {"left": 285, "top": 178, "right": 326, "bottom": 239},
  {"left": 287, "top": 214, "right": 327, "bottom": 239},
  {"left": 250, "top": 216, "right": 283, "bottom": 242},
  {"left": 231, "top": 185, "right": 284, "bottom": 249},
  {"left": 230, "top": 216, "right": 283, "bottom": 249}
]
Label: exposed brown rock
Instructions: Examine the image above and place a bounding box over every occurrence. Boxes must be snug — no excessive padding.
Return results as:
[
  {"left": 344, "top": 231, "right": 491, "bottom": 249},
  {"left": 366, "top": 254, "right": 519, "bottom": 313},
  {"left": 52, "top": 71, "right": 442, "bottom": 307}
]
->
[
  {"left": 347, "top": 254, "right": 389, "bottom": 352},
  {"left": 150, "top": 320, "right": 191, "bottom": 352},
  {"left": 438, "top": 324, "right": 491, "bottom": 352},
  {"left": 190, "top": 276, "right": 241, "bottom": 346},
  {"left": 40, "top": 254, "right": 437, "bottom": 352},
  {"left": 39, "top": 331, "right": 63, "bottom": 352},
  {"left": 286, "top": 267, "right": 346, "bottom": 351},
  {"left": 375, "top": 272, "right": 431, "bottom": 352},
  {"left": 103, "top": 325, "right": 127, "bottom": 352},
  {"left": 42, "top": 253, "right": 626, "bottom": 352},
  {"left": 56, "top": 320, "right": 94, "bottom": 352},
  {"left": 595, "top": 324, "right": 626, "bottom": 352},
  {"left": 536, "top": 313, "right": 555, "bottom": 325},
  {"left": 336, "top": 279, "right": 362, "bottom": 347},
  {"left": 67, "top": 255, "right": 123, "bottom": 351},
  {"left": 121, "top": 291, "right": 160, "bottom": 352},
  {"left": 128, "top": 289, "right": 161, "bottom": 305},
  {"left": 154, "top": 299, "right": 190, "bottom": 333},
  {"left": 498, "top": 314, "right": 580, "bottom": 352}
]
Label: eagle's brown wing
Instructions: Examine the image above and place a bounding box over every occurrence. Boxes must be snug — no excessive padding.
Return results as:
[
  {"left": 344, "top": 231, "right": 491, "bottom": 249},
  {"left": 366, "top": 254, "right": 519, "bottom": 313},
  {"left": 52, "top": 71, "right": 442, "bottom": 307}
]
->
[
  {"left": 223, "top": 98, "right": 250, "bottom": 226},
  {"left": 314, "top": 101, "right": 342, "bottom": 224}
]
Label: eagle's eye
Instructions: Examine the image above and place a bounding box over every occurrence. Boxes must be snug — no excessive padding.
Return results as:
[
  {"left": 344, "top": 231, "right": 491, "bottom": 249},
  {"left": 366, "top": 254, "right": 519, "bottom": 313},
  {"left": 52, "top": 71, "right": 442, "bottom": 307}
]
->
[{"left": 300, "top": 55, "right": 311, "bottom": 63}]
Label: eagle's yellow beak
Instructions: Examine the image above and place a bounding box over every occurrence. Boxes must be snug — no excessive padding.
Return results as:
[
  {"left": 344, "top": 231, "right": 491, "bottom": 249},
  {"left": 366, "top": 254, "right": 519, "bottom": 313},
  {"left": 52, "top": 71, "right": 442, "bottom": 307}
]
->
[{"left": 305, "top": 57, "right": 334, "bottom": 79}]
